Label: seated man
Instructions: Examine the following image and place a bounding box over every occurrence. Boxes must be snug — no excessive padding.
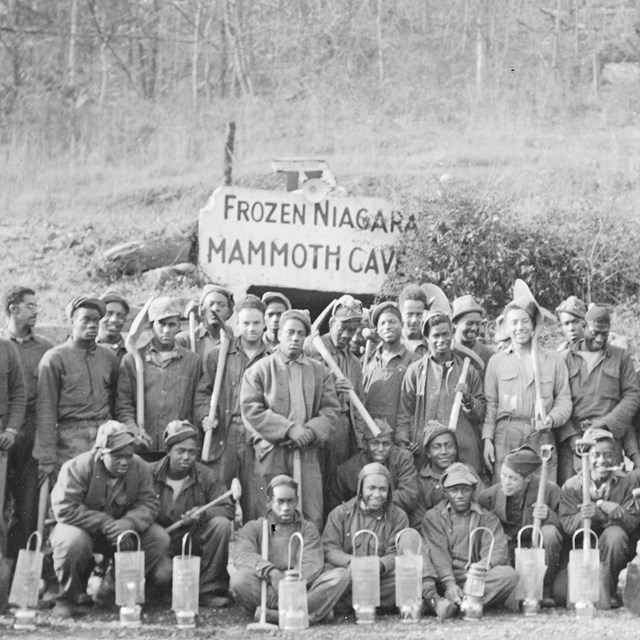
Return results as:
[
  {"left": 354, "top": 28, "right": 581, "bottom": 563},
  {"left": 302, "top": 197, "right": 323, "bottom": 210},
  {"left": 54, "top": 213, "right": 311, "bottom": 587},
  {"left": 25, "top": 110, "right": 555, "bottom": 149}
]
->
[
  {"left": 151, "top": 421, "right": 234, "bottom": 608},
  {"left": 422, "top": 462, "right": 518, "bottom": 616},
  {"left": 477, "top": 445, "right": 562, "bottom": 607},
  {"left": 231, "top": 475, "right": 347, "bottom": 624},
  {"left": 411, "top": 421, "right": 459, "bottom": 531},
  {"left": 49, "top": 421, "right": 167, "bottom": 619},
  {"left": 327, "top": 418, "right": 418, "bottom": 515},
  {"left": 559, "top": 427, "right": 640, "bottom": 608}
]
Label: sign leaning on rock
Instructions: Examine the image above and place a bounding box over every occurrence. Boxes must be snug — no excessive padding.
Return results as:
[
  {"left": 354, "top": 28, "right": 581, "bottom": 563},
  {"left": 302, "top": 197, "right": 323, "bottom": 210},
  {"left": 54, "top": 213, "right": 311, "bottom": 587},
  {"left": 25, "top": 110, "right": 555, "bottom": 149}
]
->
[{"left": 199, "top": 187, "right": 415, "bottom": 294}]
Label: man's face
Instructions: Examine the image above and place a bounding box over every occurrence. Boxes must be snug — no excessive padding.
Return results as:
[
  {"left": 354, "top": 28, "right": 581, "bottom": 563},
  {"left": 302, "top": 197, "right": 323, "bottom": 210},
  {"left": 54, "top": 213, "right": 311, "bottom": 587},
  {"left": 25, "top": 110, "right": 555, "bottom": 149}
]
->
[
  {"left": 558, "top": 312, "right": 584, "bottom": 345},
  {"left": 365, "top": 435, "right": 393, "bottom": 464},
  {"left": 265, "top": 302, "right": 287, "bottom": 337},
  {"left": 427, "top": 321, "right": 452, "bottom": 357},
  {"left": 238, "top": 308, "right": 265, "bottom": 345},
  {"left": 427, "top": 433, "right": 457, "bottom": 472},
  {"left": 102, "top": 448, "right": 134, "bottom": 477},
  {"left": 589, "top": 440, "right": 615, "bottom": 482},
  {"left": 454, "top": 312, "right": 483, "bottom": 345},
  {"left": 100, "top": 301, "right": 127, "bottom": 338},
  {"left": 349, "top": 326, "right": 365, "bottom": 357},
  {"left": 401, "top": 300, "right": 425, "bottom": 340},
  {"left": 167, "top": 438, "right": 198, "bottom": 477},
  {"left": 445, "top": 484, "right": 475, "bottom": 514},
  {"left": 329, "top": 318, "right": 360, "bottom": 350},
  {"left": 377, "top": 311, "right": 403, "bottom": 344},
  {"left": 72, "top": 307, "right": 101, "bottom": 342},
  {"left": 152, "top": 316, "right": 180, "bottom": 347},
  {"left": 11, "top": 293, "right": 38, "bottom": 328},
  {"left": 279, "top": 318, "right": 307, "bottom": 358},
  {"left": 500, "top": 464, "right": 526, "bottom": 497},
  {"left": 584, "top": 320, "right": 609, "bottom": 352},
  {"left": 270, "top": 484, "right": 298, "bottom": 524},
  {"left": 361, "top": 473, "right": 389, "bottom": 512},
  {"left": 202, "top": 292, "right": 232, "bottom": 328},
  {"left": 506, "top": 308, "right": 533, "bottom": 345}
]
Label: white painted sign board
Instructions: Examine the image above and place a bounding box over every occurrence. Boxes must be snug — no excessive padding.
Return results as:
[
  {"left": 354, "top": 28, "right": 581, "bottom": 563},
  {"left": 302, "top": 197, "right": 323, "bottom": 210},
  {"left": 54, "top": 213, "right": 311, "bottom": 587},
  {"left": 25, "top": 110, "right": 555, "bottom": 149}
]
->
[{"left": 198, "top": 187, "right": 415, "bottom": 294}]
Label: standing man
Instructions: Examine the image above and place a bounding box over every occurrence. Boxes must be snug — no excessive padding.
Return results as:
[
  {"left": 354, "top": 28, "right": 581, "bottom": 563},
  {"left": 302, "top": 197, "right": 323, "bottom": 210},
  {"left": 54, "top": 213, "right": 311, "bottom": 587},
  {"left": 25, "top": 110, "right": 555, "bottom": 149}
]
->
[
  {"left": 151, "top": 421, "right": 234, "bottom": 607},
  {"left": 399, "top": 284, "right": 429, "bottom": 356},
  {"left": 482, "top": 296, "right": 572, "bottom": 484},
  {"left": 396, "top": 311, "right": 486, "bottom": 479},
  {"left": 96, "top": 290, "right": 130, "bottom": 364},
  {"left": 3, "top": 286, "right": 52, "bottom": 557},
  {"left": 451, "top": 295, "right": 493, "bottom": 374},
  {"left": 116, "top": 297, "right": 201, "bottom": 460},
  {"left": 555, "top": 296, "right": 587, "bottom": 353},
  {"left": 261, "top": 291, "right": 291, "bottom": 350},
  {"left": 34, "top": 296, "right": 118, "bottom": 485},
  {"left": 176, "top": 284, "right": 234, "bottom": 362},
  {"left": 559, "top": 305, "right": 640, "bottom": 484},
  {"left": 363, "top": 301, "right": 419, "bottom": 433},
  {"left": 241, "top": 309, "right": 341, "bottom": 530}
]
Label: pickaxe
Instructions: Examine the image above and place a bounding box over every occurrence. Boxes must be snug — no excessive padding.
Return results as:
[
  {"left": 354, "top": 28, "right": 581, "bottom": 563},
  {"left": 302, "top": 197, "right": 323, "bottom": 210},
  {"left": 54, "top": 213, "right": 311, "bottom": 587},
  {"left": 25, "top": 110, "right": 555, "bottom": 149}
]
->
[{"left": 448, "top": 341, "right": 485, "bottom": 431}]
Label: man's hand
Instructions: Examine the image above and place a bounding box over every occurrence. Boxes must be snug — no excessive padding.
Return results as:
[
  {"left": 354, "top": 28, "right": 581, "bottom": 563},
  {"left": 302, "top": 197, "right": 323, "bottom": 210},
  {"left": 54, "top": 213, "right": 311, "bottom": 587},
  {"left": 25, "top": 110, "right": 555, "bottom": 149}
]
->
[
  {"left": 397, "top": 439, "right": 418, "bottom": 454},
  {"left": 587, "top": 417, "right": 607, "bottom": 430},
  {"left": 180, "top": 507, "right": 201, "bottom": 527},
  {"left": 599, "top": 501, "right": 625, "bottom": 521},
  {"left": 37, "top": 463, "right": 56, "bottom": 488},
  {"left": 135, "top": 429, "right": 152, "bottom": 449},
  {"left": 532, "top": 503, "right": 549, "bottom": 521},
  {"left": 581, "top": 502, "right": 596, "bottom": 520},
  {"left": 535, "top": 416, "right": 553, "bottom": 432},
  {"left": 287, "top": 425, "right": 314, "bottom": 449},
  {"left": 453, "top": 383, "right": 471, "bottom": 405},
  {"left": 335, "top": 377, "right": 354, "bottom": 395},
  {"left": 0, "top": 431, "right": 16, "bottom": 451},
  {"left": 105, "top": 519, "right": 133, "bottom": 545},
  {"left": 483, "top": 440, "right": 495, "bottom": 473},
  {"left": 268, "top": 569, "right": 285, "bottom": 590},
  {"left": 444, "top": 582, "right": 463, "bottom": 605},
  {"left": 202, "top": 416, "right": 218, "bottom": 432},
  {"left": 254, "top": 439, "right": 275, "bottom": 461}
]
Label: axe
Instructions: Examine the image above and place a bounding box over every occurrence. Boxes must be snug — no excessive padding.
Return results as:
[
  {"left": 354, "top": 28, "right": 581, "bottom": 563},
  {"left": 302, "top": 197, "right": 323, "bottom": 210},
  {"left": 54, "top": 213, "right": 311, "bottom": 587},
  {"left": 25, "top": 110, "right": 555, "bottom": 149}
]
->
[
  {"left": 201, "top": 308, "right": 234, "bottom": 462},
  {"left": 310, "top": 300, "right": 381, "bottom": 438},
  {"left": 448, "top": 341, "right": 485, "bottom": 431}
]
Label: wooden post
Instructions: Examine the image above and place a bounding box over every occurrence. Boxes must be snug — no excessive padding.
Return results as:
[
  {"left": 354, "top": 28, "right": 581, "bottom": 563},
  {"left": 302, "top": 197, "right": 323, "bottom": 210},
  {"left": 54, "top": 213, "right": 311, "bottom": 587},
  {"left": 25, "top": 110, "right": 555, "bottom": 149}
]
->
[{"left": 223, "top": 121, "right": 236, "bottom": 186}]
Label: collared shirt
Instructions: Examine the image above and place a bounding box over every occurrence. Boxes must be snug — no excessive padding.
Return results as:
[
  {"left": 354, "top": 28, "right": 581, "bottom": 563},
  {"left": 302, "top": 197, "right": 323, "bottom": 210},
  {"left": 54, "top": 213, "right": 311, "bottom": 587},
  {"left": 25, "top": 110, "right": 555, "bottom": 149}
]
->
[
  {"left": 403, "top": 337, "right": 429, "bottom": 358},
  {"left": 96, "top": 335, "right": 127, "bottom": 364},
  {"left": 0, "top": 337, "right": 26, "bottom": 435},
  {"left": 176, "top": 323, "right": 222, "bottom": 368},
  {"left": 411, "top": 463, "right": 447, "bottom": 529}
]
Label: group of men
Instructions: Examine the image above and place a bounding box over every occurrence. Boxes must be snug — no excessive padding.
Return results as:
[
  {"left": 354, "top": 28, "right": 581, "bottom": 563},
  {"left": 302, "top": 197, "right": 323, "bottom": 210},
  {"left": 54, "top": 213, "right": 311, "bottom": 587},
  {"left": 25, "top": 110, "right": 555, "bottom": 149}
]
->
[{"left": 1, "top": 280, "right": 640, "bottom": 623}]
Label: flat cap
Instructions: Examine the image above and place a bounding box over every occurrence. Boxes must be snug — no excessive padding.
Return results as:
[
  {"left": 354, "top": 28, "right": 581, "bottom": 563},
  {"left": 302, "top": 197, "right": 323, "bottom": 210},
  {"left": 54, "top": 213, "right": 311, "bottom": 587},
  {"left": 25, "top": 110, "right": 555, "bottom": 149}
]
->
[
  {"left": 332, "top": 295, "right": 364, "bottom": 321},
  {"left": 148, "top": 296, "right": 181, "bottom": 322},
  {"left": 199, "top": 284, "right": 234, "bottom": 310},
  {"left": 423, "top": 420, "right": 454, "bottom": 448},
  {"left": 280, "top": 309, "right": 311, "bottom": 335},
  {"left": 371, "top": 301, "right": 402, "bottom": 327},
  {"left": 451, "top": 295, "right": 485, "bottom": 324},
  {"left": 261, "top": 291, "right": 291, "bottom": 310},
  {"left": 583, "top": 426, "right": 614, "bottom": 444},
  {"left": 164, "top": 420, "right": 199, "bottom": 450},
  {"left": 556, "top": 296, "right": 587, "bottom": 320},
  {"left": 268, "top": 474, "right": 298, "bottom": 494},
  {"left": 99, "top": 290, "right": 130, "bottom": 315},
  {"left": 363, "top": 418, "right": 393, "bottom": 441},
  {"left": 441, "top": 462, "right": 478, "bottom": 487},
  {"left": 66, "top": 296, "right": 106, "bottom": 321},
  {"left": 503, "top": 445, "right": 541, "bottom": 477},
  {"left": 94, "top": 420, "right": 136, "bottom": 453}
]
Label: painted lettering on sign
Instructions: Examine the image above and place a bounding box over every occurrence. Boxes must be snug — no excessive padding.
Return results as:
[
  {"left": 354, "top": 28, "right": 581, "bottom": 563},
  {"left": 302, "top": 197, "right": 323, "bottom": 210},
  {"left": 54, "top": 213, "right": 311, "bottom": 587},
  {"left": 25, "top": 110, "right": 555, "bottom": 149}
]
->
[{"left": 198, "top": 187, "right": 409, "bottom": 294}]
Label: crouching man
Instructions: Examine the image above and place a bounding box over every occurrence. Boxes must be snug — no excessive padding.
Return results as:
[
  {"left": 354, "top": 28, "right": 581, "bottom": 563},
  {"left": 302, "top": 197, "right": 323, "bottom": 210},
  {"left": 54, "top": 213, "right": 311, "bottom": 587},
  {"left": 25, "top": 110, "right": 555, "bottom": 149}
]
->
[
  {"left": 49, "top": 421, "right": 167, "bottom": 618},
  {"left": 422, "top": 462, "right": 517, "bottom": 617},
  {"left": 151, "top": 421, "right": 234, "bottom": 608},
  {"left": 231, "top": 475, "right": 347, "bottom": 624}
]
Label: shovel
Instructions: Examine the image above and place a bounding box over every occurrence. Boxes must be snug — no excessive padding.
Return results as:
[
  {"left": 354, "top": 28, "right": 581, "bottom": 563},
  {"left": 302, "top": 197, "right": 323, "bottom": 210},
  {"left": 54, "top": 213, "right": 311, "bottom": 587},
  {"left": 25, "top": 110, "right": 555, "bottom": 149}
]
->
[{"left": 568, "top": 438, "right": 599, "bottom": 617}]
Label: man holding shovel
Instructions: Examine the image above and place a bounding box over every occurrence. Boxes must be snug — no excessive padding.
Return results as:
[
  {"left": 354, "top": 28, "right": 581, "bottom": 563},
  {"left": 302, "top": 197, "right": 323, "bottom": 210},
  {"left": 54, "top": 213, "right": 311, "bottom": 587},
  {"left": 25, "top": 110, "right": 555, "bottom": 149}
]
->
[
  {"left": 151, "top": 421, "right": 234, "bottom": 608},
  {"left": 241, "top": 309, "right": 341, "bottom": 531},
  {"left": 559, "top": 427, "right": 640, "bottom": 608}
]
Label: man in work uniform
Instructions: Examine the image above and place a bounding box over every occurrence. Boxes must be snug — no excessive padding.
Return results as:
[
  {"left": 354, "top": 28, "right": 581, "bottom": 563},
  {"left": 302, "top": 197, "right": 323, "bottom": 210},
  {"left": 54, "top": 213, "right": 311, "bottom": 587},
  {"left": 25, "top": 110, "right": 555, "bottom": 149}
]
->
[
  {"left": 363, "top": 301, "right": 419, "bottom": 433},
  {"left": 151, "top": 421, "right": 234, "bottom": 607},
  {"left": 397, "top": 311, "right": 486, "bottom": 480},
  {"left": 261, "top": 291, "right": 291, "bottom": 351},
  {"left": 422, "top": 462, "right": 518, "bottom": 616},
  {"left": 3, "top": 286, "right": 52, "bottom": 557},
  {"left": 34, "top": 296, "right": 119, "bottom": 486},
  {"left": 195, "top": 295, "right": 271, "bottom": 517},
  {"left": 176, "top": 284, "right": 234, "bottom": 362},
  {"left": 327, "top": 418, "right": 418, "bottom": 515},
  {"left": 241, "top": 309, "right": 341, "bottom": 531},
  {"left": 482, "top": 294, "right": 572, "bottom": 484},
  {"left": 560, "top": 305, "right": 640, "bottom": 485},
  {"left": 49, "top": 421, "right": 166, "bottom": 618},
  {"left": 96, "top": 290, "right": 130, "bottom": 364},
  {"left": 116, "top": 297, "right": 201, "bottom": 461},
  {"left": 477, "top": 445, "right": 562, "bottom": 607},
  {"left": 451, "top": 295, "right": 493, "bottom": 375},
  {"left": 399, "top": 284, "right": 429, "bottom": 357},
  {"left": 555, "top": 296, "right": 587, "bottom": 353},
  {"left": 559, "top": 427, "right": 640, "bottom": 608},
  {"left": 231, "top": 475, "right": 347, "bottom": 624}
]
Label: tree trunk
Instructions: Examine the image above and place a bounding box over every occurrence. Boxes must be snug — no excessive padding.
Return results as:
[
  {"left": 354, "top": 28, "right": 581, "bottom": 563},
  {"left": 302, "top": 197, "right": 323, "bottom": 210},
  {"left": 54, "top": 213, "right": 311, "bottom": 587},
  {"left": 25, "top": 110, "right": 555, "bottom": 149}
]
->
[
  {"left": 68, "top": 0, "right": 79, "bottom": 88},
  {"left": 475, "top": 0, "right": 489, "bottom": 101}
]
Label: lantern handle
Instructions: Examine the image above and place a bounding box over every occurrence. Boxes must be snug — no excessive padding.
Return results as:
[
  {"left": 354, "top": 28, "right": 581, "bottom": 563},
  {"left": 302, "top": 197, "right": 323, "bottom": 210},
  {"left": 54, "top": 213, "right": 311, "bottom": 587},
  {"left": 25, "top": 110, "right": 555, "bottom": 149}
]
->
[
  {"left": 353, "top": 529, "right": 379, "bottom": 558},
  {"left": 287, "top": 532, "right": 304, "bottom": 576},
  {"left": 181, "top": 532, "right": 193, "bottom": 558},
  {"left": 516, "top": 525, "right": 544, "bottom": 550},
  {"left": 26, "top": 531, "right": 43, "bottom": 554},
  {"left": 117, "top": 529, "right": 141, "bottom": 553},
  {"left": 395, "top": 527, "right": 422, "bottom": 555},
  {"left": 571, "top": 527, "right": 599, "bottom": 550},
  {"left": 465, "top": 526, "right": 495, "bottom": 572}
]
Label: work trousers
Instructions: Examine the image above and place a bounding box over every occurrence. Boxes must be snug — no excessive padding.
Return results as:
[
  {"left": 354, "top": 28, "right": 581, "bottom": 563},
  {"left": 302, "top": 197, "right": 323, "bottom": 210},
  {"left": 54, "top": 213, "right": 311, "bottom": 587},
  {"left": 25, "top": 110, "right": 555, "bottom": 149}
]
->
[
  {"left": 254, "top": 445, "right": 324, "bottom": 532},
  {"left": 55, "top": 420, "right": 102, "bottom": 471},
  {"left": 231, "top": 567, "right": 349, "bottom": 623},
  {"left": 322, "top": 413, "right": 354, "bottom": 519},
  {"left": 50, "top": 522, "right": 169, "bottom": 603}
]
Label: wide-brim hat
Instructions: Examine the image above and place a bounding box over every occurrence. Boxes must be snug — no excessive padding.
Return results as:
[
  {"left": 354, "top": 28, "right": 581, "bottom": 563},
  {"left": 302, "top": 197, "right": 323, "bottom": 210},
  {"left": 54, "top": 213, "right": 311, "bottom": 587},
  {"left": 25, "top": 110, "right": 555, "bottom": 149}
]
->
[{"left": 451, "top": 295, "right": 485, "bottom": 324}]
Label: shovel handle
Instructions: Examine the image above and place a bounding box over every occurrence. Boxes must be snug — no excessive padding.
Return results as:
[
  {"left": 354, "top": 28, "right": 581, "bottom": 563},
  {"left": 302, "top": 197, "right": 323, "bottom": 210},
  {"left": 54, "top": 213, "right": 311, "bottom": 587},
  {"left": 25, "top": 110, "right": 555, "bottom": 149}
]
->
[
  {"left": 532, "top": 444, "right": 554, "bottom": 546},
  {"left": 37, "top": 478, "right": 49, "bottom": 539},
  {"left": 165, "top": 484, "right": 237, "bottom": 533},
  {"left": 531, "top": 330, "right": 546, "bottom": 422},
  {"left": 188, "top": 309, "right": 198, "bottom": 352},
  {"left": 448, "top": 357, "right": 470, "bottom": 431}
]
